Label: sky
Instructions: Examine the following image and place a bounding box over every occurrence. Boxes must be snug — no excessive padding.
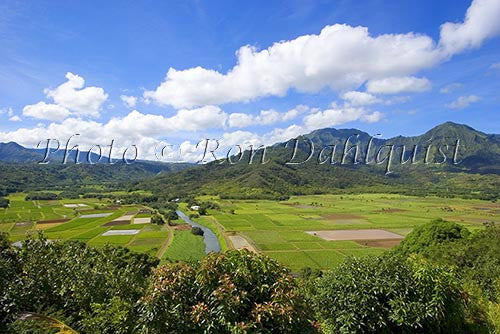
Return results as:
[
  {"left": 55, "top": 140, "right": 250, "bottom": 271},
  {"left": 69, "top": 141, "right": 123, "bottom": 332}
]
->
[{"left": 0, "top": 0, "right": 499, "bottom": 162}]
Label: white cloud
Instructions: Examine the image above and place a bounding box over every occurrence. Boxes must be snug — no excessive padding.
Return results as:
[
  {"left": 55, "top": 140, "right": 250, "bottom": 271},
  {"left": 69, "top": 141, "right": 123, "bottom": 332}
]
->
[
  {"left": 228, "top": 113, "right": 253, "bottom": 128},
  {"left": 144, "top": 0, "right": 500, "bottom": 108},
  {"left": 104, "top": 105, "right": 228, "bottom": 136},
  {"left": 144, "top": 25, "right": 439, "bottom": 108},
  {"left": 446, "top": 95, "right": 480, "bottom": 109},
  {"left": 303, "top": 104, "right": 382, "bottom": 129},
  {"left": 366, "top": 76, "right": 431, "bottom": 94},
  {"left": 228, "top": 106, "right": 304, "bottom": 128},
  {"left": 490, "top": 62, "right": 500, "bottom": 70},
  {"left": 439, "top": 0, "right": 500, "bottom": 55},
  {"left": 341, "top": 91, "right": 380, "bottom": 106},
  {"left": 120, "top": 95, "right": 138, "bottom": 108},
  {"left": 22, "top": 102, "right": 71, "bottom": 121},
  {"left": 8, "top": 115, "right": 21, "bottom": 122},
  {"left": 0, "top": 106, "right": 228, "bottom": 158},
  {"left": 439, "top": 82, "right": 463, "bottom": 94},
  {"left": 0, "top": 98, "right": 384, "bottom": 162},
  {"left": 44, "top": 72, "right": 108, "bottom": 117},
  {"left": 360, "top": 111, "right": 384, "bottom": 123}
]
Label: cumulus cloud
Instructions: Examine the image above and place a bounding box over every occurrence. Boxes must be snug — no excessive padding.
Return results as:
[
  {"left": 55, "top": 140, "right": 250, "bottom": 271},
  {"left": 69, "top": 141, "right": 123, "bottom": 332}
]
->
[
  {"left": 341, "top": 91, "right": 381, "bottom": 106},
  {"left": 144, "top": 25, "right": 439, "bottom": 108},
  {"left": 0, "top": 106, "right": 227, "bottom": 161},
  {"left": 228, "top": 106, "right": 305, "bottom": 128},
  {"left": 303, "top": 104, "right": 383, "bottom": 129},
  {"left": 366, "top": 76, "right": 431, "bottom": 94},
  {"left": 21, "top": 73, "right": 108, "bottom": 122},
  {"left": 439, "top": 0, "right": 500, "bottom": 55},
  {"left": 22, "top": 102, "right": 70, "bottom": 121},
  {"left": 0, "top": 97, "right": 385, "bottom": 161},
  {"left": 120, "top": 95, "right": 138, "bottom": 108},
  {"left": 446, "top": 95, "right": 480, "bottom": 109},
  {"left": 143, "top": 0, "right": 500, "bottom": 108},
  {"left": 44, "top": 72, "right": 108, "bottom": 117}
]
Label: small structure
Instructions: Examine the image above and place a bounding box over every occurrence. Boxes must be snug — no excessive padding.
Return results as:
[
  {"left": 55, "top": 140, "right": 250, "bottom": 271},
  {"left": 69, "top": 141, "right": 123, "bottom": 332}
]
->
[{"left": 190, "top": 205, "right": 200, "bottom": 211}]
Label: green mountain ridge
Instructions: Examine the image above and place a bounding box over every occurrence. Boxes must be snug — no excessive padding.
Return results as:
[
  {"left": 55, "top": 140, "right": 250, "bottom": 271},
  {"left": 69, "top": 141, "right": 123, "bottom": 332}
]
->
[{"left": 138, "top": 122, "right": 500, "bottom": 200}]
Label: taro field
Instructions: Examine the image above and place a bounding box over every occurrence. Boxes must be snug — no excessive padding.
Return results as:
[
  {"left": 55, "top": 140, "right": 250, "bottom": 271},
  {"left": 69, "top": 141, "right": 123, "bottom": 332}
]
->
[
  {"left": 0, "top": 193, "right": 167, "bottom": 257},
  {"left": 198, "top": 194, "right": 499, "bottom": 271}
]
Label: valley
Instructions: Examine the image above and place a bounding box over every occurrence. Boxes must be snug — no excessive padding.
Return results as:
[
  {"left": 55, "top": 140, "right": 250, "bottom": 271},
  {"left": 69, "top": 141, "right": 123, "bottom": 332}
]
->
[{"left": 2, "top": 192, "right": 497, "bottom": 272}]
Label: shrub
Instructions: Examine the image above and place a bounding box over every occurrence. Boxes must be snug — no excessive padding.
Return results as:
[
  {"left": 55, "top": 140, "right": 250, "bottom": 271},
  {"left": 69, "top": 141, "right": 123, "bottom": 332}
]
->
[
  {"left": 191, "top": 226, "right": 204, "bottom": 236},
  {"left": 25, "top": 192, "right": 60, "bottom": 201},
  {"left": 0, "top": 234, "right": 158, "bottom": 332},
  {"left": 138, "top": 251, "right": 316, "bottom": 333},
  {"left": 0, "top": 197, "right": 9, "bottom": 208},
  {"left": 150, "top": 213, "right": 165, "bottom": 225},
  {"left": 395, "top": 218, "right": 470, "bottom": 256},
  {"left": 164, "top": 210, "right": 178, "bottom": 223},
  {"left": 309, "top": 255, "right": 465, "bottom": 333}
]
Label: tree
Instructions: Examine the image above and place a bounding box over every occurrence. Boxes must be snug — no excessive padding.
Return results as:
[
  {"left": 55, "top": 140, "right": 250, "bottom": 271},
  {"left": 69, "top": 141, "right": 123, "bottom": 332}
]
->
[
  {"left": 150, "top": 213, "right": 165, "bottom": 225},
  {"left": 164, "top": 210, "right": 178, "bottom": 224},
  {"left": 309, "top": 255, "right": 465, "bottom": 333},
  {"left": 138, "top": 250, "right": 316, "bottom": 333},
  {"left": 395, "top": 218, "right": 470, "bottom": 256},
  {"left": 191, "top": 226, "right": 204, "bottom": 236},
  {"left": 198, "top": 206, "right": 208, "bottom": 215},
  {"left": 0, "top": 233, "right": 158, "bottom": 332},
  {"left": 0, "top": 197, "right": 9, "bottom": 208}
]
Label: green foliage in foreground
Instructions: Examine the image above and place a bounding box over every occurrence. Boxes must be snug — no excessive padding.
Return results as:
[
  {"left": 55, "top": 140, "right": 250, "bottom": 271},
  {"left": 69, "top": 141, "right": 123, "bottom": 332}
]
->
[
  {"left": 309, "top": 255, "right": 465, "bottom": 333},
  {"left": 139, "top": 251, "right": 316, "bottom": 333},
  {"left": 396, "top": 218, "right": 471, "bottom": 257},
  {"left": 393, "top": 222, "right": 500, "bottom": 332},
  {"left": 1, "top": 224, "right": 499, "bottom": 333},
  {"left": 0, "top": 233, "right": 158, "bottom": 333}
]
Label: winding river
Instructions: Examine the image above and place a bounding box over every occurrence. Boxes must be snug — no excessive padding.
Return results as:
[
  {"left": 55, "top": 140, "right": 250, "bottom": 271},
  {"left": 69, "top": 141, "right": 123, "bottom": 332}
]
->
[{"left": 176, "top": 210, "right": 221, "bottom": 254}]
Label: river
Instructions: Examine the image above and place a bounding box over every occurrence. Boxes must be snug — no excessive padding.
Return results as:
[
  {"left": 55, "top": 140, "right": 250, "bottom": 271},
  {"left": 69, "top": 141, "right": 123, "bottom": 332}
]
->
[{"left": 176, "top": 210, "right": 221, "bottom": 254}]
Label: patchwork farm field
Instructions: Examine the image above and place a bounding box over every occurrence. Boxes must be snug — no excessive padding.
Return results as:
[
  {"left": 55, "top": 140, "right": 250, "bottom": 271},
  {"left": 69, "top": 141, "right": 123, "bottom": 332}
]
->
[
  {"left": 2, "top": 193, "right": 498, "bottom": 271},
  {"left": 201, "top": 194, "right": 499, "bottom": 271},
  {"left": 0, "top": 193, "right": 168, "bottom": 258}
]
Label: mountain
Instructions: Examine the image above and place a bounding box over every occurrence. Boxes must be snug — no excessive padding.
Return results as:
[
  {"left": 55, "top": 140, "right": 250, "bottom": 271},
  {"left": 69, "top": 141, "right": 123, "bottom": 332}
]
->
[
  {"left": 0, "top": 142, "right": 192, "bottom": 193},
  {"left": 138, "top": 122, "right": 500, "bottom": 200},
  {"left": 0, "top": 141, "right": 127, "bottom": 164},
  {"left": 0, "top": 142, "right": 43, "bottom": 163}
]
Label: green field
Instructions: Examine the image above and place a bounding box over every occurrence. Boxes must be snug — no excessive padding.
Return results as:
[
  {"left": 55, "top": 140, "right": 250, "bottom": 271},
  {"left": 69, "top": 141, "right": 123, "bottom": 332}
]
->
[
  {"left": 162, "top": 229, "right": 205, "bottom": 263},
  {"left": 0, "top": 193, "right": 170, "bottom": 257},
  {"left": 2, "top": 193, "right": 498, "bottom": 271},
  {"left": 201, "top": 194, "right": 498, "bottom": 270}
]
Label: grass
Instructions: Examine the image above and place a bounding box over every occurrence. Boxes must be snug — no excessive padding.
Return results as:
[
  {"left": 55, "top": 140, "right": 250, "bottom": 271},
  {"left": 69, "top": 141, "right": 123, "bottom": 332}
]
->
[
  {"left": 0, "top": 193, "right": 75, "bottom": 223},
  {"left": 1, "top": 192, "right": 496, "bottom": 270},
  {"left": 203, "top": 193, "right": 497, "bottom": 271},
  {"left": 162, "top": 230, "right": 205, "bottom": 263},
  {"left": 0, "top": 195, "right": 171, "bottom": 258}
]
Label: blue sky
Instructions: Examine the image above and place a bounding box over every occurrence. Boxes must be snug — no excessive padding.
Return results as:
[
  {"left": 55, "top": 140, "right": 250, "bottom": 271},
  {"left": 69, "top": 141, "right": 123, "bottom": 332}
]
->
[{"left": 0, "top": 0, "right": 499, "bottom": 161}]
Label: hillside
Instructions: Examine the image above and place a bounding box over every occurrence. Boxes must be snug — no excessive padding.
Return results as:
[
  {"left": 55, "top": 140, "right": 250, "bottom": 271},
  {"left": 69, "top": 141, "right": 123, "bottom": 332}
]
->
[
  {"left": 0, "top": 141, "right": 192, "bottom": 193},
  {"left": 138, "top": 122, "right": 500, "bottom": 200}
]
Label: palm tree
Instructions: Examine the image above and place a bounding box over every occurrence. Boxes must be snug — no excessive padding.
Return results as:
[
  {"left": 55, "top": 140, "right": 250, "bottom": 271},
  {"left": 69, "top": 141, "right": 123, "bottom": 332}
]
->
[{"left": 17, "top": 313, "right": 77, "bottom": 334}]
